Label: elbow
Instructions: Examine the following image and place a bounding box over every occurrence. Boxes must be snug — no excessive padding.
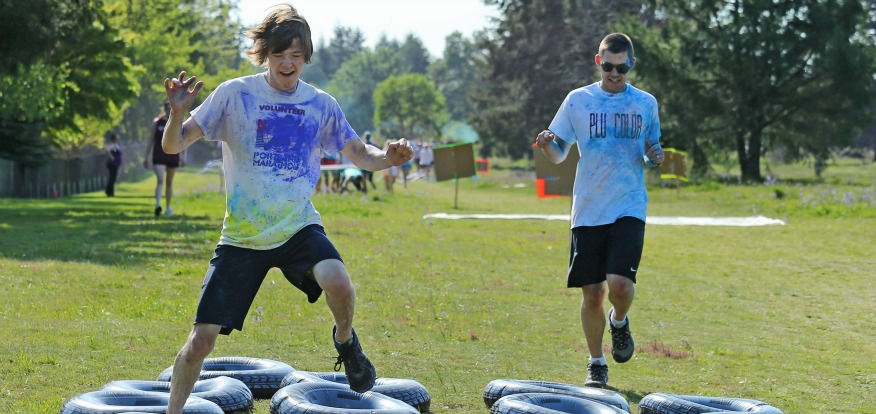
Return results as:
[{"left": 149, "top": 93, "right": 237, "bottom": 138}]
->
[{"left": 161, "top": 143, "right": 180, "bottom": 155}]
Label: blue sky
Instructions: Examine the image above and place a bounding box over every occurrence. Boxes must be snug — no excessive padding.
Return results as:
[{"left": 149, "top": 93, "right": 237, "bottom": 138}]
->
[{"left": 234, "top": 0, "right": 499, "bottom": 58}]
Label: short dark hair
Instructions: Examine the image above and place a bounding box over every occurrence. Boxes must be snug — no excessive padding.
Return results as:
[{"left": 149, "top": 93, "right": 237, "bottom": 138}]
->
[
  {"left": 598, "top": 33, "right": 634, "bottom": 59},
  {"left": 245, "top": 4, "right": 314, "bottom": 66}
]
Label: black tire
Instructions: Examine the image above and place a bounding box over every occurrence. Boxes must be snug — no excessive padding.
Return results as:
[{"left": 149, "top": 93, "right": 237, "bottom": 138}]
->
[
  {"left": 269, "top": 382, "right": 419, "bottom": 414},
  {"left": 101, "top": 376, "right": 254, "bottom": 413},
  {"left": 59, "top": 390, "right": 223, "bottom": 414},
  {"left": 280, "top": 371, "right": 431, "bottom": 413},
  {"left": 483, "top": 379, "right": 630, "bottom": 413},
  {"left": 490, "top": 393, "right": 629, "bottom": 414},
  {"left": 157, "top": 356, "right": 294, "bottom": 399},
  {"left": 638, "top": 393, "right": 785, "bottom": 414}
]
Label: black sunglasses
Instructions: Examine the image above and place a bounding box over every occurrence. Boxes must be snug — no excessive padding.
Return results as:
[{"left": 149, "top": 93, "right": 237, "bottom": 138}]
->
[{"left": 600, "top": 61, "right": 632, "bottom": 75}]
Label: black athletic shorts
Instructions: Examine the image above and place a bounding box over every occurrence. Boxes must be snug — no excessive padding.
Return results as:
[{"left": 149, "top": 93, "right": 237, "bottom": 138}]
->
[
  {"left": 194, "top": 224, "right": 343, "bottom": 335},
  {"left": 567, "top": 216, "right": 645, "bottom": 287}
]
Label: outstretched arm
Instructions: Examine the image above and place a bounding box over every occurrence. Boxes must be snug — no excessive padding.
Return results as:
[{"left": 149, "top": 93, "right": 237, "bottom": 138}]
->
[
  {"left": 162, "top": 70, "right": 205, "bottom": 155},
  {"left": 534, "top": 130, "right": 570, "bottom": 164},
  {"left": 342, "top": 137, "right": 414, "bottom": 171}
]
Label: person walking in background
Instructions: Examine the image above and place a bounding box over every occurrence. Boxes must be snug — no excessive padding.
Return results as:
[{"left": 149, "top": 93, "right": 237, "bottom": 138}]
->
[
  {"left": 319, "top": 149, "right": 340, "bottom": 193},
  {"left": 104, "top": 131, "right": 122, "bottom": 197},
  {"left": 417, "top": 143, "right": 434, "bottom": 182},
  {"left": 534, "top": 33, "right": 664, "bottom": 389},
  {"left": 158, "top": 4, "right": 414, "bottom": 414},
  {"left": 399, "top": 157, "right": 412, "bottom": 188},
  {"left": 362, "top": 131, "right": 378, "bottom": 191},
  {"left": 382, "top": 141, "right": 399, "bottom": 193},
  {"left": 144, "top": 101, "right": 182, "bottom": 216}
]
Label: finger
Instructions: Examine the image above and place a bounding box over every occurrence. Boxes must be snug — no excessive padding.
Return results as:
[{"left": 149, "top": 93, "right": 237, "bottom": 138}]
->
[
  {"left": 190, "top": 81, "right": 204, "bottom": 94},
  {"left": 183, "top": 75, "right": 197, "bottom": 86}
]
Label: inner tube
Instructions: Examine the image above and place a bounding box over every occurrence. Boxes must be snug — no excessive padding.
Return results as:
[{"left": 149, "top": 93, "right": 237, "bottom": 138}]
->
[
  {"left": 157, "top": 356, "right": 294, "bottom": 399},
  {"left": 59, "top": 389, "right": 223, "bottom": 414},
  {"left": 280, "top": 371, "right": 431, "bottom": 413},
  {"left": 483, "top": 379, "right": 630, "bottom": 412},
  {"left": 638, "top": 393, "right": 784, "bottom": 414},
  {"left": 491, "top": 393, "right": 629, "bottom": 414},
  {"left": 101, "top": 376, "right": 253, "bottom": 412},
  {"left": 269, "top": 381, "right": 419, "bottom": 414}
]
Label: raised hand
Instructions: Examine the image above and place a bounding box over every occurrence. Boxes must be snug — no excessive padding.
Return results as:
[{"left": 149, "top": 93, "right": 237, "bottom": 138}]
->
[
  {"left": 164, "top": 70, "right": 204, "bottom": 115},
  {"left": 535, "top": 130, "right": 558, "bottom": 149}
]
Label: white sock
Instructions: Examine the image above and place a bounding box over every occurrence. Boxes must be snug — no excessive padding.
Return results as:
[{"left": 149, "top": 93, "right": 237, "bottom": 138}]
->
[
  {"left": 609, "top": 308, "right": 627, "bottom": 327},
  {"left": 589, "top": 355, "right": 607, "bottom": 366}
]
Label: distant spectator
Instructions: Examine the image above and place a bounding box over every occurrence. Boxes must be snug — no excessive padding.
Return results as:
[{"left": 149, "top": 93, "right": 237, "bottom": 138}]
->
[
  {"left": 362, "top": 132, "right": 378, "bottom": 190},
  {"left": 340, "top": 167, "right": 367, "bottom": 195},
  {"left": 400, "top": 158, "right": 413, "bottom": 188},
  {"left": 144, "top": 101, "right": 182, "bottom": 216},
  {"left": 418, "top": 143, "right": 434, "bottom": 182},
  {"left": 104, "top": 131, "right": 122, "bottom": 197}
]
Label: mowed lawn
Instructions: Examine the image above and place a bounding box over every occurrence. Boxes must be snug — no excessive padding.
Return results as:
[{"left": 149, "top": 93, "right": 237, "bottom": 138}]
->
[{"left": 0, "top": 158, "right": 873, "bottom": 413}]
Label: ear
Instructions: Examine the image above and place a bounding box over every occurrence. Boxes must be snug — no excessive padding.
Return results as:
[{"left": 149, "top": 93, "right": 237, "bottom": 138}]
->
[
  {"left": 595, "top": 54, "right": 602, "bottom": 65},
  {"left": 630, "top": 57, "right": 637, "bottom": 67}
]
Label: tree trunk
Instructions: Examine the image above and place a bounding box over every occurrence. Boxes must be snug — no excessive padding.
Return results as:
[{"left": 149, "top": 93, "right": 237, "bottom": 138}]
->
[{"left": 737, "top": 130, "right": 762, "bottom": 182}]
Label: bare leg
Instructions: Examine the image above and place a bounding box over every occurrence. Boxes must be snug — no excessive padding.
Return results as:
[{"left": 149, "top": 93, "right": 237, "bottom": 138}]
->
[
  {"left": 153, "top": 164, "right": 167, "bottom": 207},
  {"left": 312, "top": 259, "right": 355, "bottom": 343},
  {"left": 167, "top": 323, "right": 222, "bottom": 414},
  {"left": 606, "top": 273, "right": 635, "bottom": 321},
  {"left": 580, "top": 282, "right": 608, "bottom": 358},
  {"left": 165, "top": 167, "right": 176, "bottom": 212}
]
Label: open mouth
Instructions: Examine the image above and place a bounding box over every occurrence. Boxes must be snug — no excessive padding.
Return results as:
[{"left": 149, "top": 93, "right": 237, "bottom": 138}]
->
[{"left": 279, "top": 70, "right": 295, "bottom": 77}]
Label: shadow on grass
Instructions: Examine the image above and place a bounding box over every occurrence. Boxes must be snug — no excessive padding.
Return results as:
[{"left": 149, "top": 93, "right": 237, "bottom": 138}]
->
[{"left": 0, "top": 193, "right": 220, "bottom": 266}]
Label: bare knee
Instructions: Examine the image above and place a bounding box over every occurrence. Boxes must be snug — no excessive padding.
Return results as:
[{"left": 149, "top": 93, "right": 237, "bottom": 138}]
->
[
  {"left": 581, "top": 283, "right": 607, "bottom": 308},
  {"left": 313, "top": 260, "right": 354, "bottom": 300},
  {"left": 607, "top": 275, "right": 635, "bottom": 300},
  {"left": 182, "top": 326, "right": 218, "bottom": 361}
]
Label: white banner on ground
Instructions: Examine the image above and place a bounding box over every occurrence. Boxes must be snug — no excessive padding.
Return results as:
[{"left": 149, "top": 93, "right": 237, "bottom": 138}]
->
[{"left": 423, "top": 213, "right": 785, "bottom": 226}]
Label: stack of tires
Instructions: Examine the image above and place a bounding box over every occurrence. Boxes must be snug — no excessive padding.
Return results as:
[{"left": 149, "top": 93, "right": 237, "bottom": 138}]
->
[{"left": 59, "top": 356, "right": 432, "bottom": 414}]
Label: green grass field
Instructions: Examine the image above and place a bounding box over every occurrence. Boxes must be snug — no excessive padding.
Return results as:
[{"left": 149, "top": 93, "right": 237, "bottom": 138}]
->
[{"left": 1, "top": 158, "right": 873, "bottom": 413}]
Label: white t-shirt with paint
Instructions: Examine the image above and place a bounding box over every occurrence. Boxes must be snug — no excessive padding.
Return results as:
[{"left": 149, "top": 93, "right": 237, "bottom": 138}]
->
[
  {"left": 549, "top": 82, "right": 661, "bottom": 228},
  {"left": 192, "top": 73, "right": 357, "bottom": 249}
]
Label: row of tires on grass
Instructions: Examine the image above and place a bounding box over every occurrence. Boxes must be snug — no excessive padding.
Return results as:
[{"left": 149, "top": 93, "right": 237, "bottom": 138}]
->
[
  {"left": 60, "top": 356, "right": 430, "bottom": 414},
  {"left": 60, "top": 356, "right": 783, "bottom": 413},
  {"left": 483, "top": 379, "right": 784, "bottom": 414}
]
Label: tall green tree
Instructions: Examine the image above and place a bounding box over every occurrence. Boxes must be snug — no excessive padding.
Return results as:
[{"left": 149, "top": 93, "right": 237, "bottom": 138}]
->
[
  {"left": 398, "top": 34, "right": 432, "bottom": 74},
  {"left": 328, "top": 46, "right": 406, "bottom": 133},
  {"left": 373, "top": 74, "right": 447, "bottom": 139},
  {"left": 105, "top": 0, "right": 251, "bottom": 144},
  {"left": 0, "top": 0, "right": 139, "bottom": 163},
  {"left": 621, "top": 0, "right": 876, "bottom": 180},
  {"left": 429, "top": 32, "right": 480, "bottom": 123},
  {"left": 307, "top": 25, "right": 366, "bottom": 88}
]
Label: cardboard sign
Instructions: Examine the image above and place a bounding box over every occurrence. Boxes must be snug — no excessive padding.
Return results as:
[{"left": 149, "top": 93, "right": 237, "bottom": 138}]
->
[
  {"left": 659, "top": 149, "right": 688, "bottom": 181},
  {"left": 532, "top": 142, "right": 579, "bottom": 197},
  {"left": 434, "top": 143, "right": 476, "bottom": 182}
]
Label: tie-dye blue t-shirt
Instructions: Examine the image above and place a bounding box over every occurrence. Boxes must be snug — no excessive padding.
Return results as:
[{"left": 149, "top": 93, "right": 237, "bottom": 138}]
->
[
  {"left": 549, "top": 82, "right": 661, "bottom": 228},
  {"left": 191, "top": 74, "right": 357, "bottom": 249}
]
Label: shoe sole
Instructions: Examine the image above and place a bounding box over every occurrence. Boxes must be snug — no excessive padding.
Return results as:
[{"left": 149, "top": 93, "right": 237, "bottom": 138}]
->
[{"left": 584, "top": 380, "right": 607, "bottom": 388}]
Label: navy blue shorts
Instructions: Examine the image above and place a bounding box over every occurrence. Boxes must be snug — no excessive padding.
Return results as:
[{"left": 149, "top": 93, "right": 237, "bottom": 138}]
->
[
  {"left": 195, "top": 224, "right": 343, "bottom": 335},
  {"left": 567, "top": 216, "right": 645, "bottom": 287}
]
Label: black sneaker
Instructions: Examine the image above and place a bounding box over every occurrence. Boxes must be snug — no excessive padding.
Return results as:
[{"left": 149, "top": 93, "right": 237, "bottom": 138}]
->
[
  {"left": 609, "top": 308, "right": 634, "bottom": 363},
  {"left": 154, "top": 206, "right": 162, "bottom": 217},
  {"left": 333, "top": 327, "right": 376, "bottom": 393},
  {"left": 585, "top": 363, "right": 609, "bottom": 388}
]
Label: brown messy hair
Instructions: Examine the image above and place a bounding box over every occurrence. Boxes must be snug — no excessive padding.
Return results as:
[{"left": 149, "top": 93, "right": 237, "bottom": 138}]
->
[{"left": 244, "top": 4, "right": 314, "bottom": 66}]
